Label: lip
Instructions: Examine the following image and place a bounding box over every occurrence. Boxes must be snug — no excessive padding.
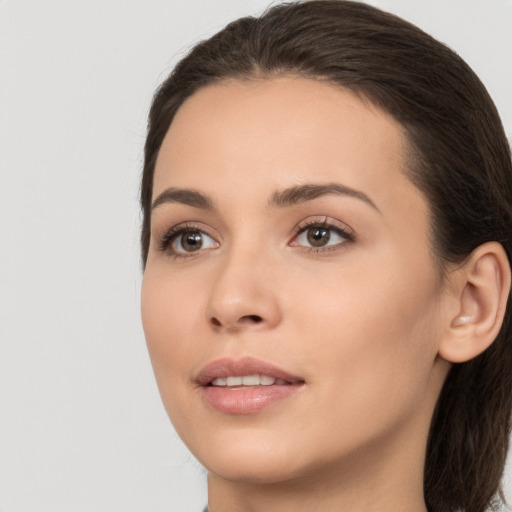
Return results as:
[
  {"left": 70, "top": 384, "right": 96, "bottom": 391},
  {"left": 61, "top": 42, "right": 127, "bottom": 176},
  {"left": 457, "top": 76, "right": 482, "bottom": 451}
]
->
[{"left": 195, "top": 357, "right": 305, "bottom": 414}]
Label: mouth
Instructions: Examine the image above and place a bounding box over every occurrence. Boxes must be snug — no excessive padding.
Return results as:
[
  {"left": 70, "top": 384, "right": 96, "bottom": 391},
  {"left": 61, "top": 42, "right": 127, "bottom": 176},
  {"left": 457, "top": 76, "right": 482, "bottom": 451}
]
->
[
  {"left": 209, "top": 375, "right": 293, "bottom": 387},
  {"left": 195, "top": 356, "right": 304, "bottom": 387},
  {"left": 195, "top": 357, "right": 305, "bottom": 414}
]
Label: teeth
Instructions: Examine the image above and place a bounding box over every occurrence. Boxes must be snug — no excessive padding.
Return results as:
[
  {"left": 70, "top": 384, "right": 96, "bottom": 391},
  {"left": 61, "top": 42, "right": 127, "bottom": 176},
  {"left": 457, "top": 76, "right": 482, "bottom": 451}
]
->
[
  {"left": 260, "top": 375, "right": 276, "bottom": 385},
  {"left": 227, "top": 376, "right": 242, "bottom": 386},
  {"left": 242, "top": 375, "right": 260, "bottom": 386},
  {"left": 211, "top": 375, "right": 280, "bottom": 387}
]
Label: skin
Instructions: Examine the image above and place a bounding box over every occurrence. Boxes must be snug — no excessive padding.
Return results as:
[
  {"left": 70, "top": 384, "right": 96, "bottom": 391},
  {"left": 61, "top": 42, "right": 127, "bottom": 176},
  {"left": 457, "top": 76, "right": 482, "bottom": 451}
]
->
[{"left": 141, "top": 77, "right": 456, "bottom": 512}]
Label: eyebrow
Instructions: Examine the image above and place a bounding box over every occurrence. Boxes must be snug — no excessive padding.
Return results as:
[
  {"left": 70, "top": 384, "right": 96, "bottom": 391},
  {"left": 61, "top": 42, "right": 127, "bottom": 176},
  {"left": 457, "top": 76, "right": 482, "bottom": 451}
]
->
[
  {"left": 269, "top": 183, "right": 380, "bottom": 212},
  {"left": 151, "top": 182, "right": 379, "bottom": 213},
  {"left": 151, "top": 187, "right": 213, "bottom": 211}
]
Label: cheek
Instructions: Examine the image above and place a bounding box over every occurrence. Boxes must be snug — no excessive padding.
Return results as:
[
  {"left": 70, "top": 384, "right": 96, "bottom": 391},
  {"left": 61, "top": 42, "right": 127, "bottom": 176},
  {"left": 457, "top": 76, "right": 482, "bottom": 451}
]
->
[
  {"left": 289, "top": 258, "right": 441, "bottom": 415},
  {"left": 141, "top": 269, "right": 204, "bottom": 383}
]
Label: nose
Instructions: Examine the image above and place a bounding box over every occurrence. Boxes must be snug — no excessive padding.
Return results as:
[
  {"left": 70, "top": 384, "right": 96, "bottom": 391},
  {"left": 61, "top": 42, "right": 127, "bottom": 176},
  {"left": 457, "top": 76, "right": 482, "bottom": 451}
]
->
[{"left": 205, "top": 248, "right": 283, "bottom": 334}]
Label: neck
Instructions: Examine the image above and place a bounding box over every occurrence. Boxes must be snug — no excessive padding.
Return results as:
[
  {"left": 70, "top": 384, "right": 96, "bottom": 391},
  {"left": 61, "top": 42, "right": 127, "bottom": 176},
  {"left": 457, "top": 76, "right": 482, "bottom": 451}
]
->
[{"left": 206, "top": 425, "right": 429, "bottom": 512}]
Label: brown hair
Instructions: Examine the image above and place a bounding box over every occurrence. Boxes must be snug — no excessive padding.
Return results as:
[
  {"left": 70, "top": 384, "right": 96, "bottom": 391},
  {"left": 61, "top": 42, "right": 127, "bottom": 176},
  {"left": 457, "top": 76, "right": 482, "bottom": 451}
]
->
[{"left": 140, "top": 1, "right": 512, "bottom": 510}]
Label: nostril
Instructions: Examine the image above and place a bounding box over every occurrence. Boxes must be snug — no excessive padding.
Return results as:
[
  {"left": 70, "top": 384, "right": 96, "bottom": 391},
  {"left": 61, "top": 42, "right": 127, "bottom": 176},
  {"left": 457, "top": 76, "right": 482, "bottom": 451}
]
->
[
  {"left": 209, "top": 314, "right": 264, "bottom": 329},
  {"left": 241, "top": 315, "right": 263, "bottom": 323},
  {"left": 210, "top": 317, "right": 222, "bottom": 327}
]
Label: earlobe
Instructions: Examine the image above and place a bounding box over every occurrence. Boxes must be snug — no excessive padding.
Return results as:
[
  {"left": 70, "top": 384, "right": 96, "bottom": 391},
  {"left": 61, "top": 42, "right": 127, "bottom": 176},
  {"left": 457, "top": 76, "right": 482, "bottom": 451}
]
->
[
  {"left": 451, "top": 315, "right": 474, "bottom": 327},
  {"left": 439, "top": 242, "right": 511, "bottom": 364}
]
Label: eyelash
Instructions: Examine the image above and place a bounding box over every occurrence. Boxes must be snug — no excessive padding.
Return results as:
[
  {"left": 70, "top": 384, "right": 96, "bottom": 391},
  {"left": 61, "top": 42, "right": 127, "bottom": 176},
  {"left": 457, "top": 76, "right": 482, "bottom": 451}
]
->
[
  {"left": 158, "top": 223, "right": 216, "bottom": 259},
  {"left": 291, "top": 217, "right": 355, "bottom": 254},
  {"left": 158, "top": 217, "right": 355, "bottom": 259}
]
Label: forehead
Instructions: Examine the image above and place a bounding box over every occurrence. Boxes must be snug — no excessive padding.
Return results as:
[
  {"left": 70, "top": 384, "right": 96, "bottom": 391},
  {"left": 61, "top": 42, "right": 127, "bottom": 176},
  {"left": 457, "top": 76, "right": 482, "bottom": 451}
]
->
[{"left": 153, "top": 77, "right": 424, "bottom": 217}]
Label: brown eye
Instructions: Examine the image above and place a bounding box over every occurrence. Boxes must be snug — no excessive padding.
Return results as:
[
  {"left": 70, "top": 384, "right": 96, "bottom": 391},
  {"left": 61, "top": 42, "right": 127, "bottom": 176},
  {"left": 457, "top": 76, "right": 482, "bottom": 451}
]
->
[
  {"left": 294, "top": 224, "right": 349, "bottom": 249},
  {"left": 181, "top": 231, "right": 203, "bottom": 251},
  {"left": 170, "top": 229, "right": 218, "bottom": 254},
  {"left": 307, "top": 227, "right": 330, "bottom": 247}
]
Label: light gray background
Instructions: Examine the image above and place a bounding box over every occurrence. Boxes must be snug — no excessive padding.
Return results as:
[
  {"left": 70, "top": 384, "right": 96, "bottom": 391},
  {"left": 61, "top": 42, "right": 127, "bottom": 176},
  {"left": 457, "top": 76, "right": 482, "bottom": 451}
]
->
[{"left": 1, "top": 1, "right": 511, "bottom": 511}]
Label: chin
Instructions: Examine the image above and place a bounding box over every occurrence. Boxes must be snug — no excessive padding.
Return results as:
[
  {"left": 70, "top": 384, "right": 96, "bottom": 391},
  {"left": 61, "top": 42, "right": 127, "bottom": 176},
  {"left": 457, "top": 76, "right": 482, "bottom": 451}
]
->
[
  {"left": 202, "top": 449, "right": 307, "bottom": 485},
  {"left": 180, "top": 422, "right": 311, "bottom": 484}
]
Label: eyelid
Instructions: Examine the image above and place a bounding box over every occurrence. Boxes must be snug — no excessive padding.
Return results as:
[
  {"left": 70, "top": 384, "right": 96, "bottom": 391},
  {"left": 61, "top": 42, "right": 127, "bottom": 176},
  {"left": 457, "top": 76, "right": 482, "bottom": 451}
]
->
[
  {"left": 157, "top": 222, "right": 220, "bottom": 257},
  {"left": 289, "top": 216, "right": 356, "bottom": 249},
  {"left": 293, "top": 216, "right": 355, "bottom": 238}
]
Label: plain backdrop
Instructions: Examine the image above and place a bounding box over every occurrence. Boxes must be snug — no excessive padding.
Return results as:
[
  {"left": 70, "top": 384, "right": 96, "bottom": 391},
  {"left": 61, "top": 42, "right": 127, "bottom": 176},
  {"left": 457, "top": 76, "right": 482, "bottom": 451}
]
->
[{"left": 1, "top": 1, "right": 511, "bottom": 511}]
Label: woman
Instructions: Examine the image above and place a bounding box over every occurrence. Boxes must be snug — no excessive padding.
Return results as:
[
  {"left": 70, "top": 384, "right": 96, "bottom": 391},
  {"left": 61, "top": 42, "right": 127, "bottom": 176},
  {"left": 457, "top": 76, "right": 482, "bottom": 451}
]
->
[{"left": 139, "top": 1, "right": 512, "bottom": 511}]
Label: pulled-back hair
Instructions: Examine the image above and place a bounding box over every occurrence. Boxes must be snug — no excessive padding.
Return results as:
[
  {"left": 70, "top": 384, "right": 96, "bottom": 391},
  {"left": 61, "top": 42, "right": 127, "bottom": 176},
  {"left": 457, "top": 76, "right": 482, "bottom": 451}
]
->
[{"left": 140, "top": 2, "right": 512, "bottom": 510}]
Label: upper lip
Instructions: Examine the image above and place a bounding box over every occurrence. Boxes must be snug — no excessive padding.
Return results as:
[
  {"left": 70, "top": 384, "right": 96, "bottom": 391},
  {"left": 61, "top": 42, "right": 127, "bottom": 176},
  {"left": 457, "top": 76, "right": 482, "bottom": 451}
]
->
[{"left": 195, "top": 356, "right": 305, "bottom": 386}]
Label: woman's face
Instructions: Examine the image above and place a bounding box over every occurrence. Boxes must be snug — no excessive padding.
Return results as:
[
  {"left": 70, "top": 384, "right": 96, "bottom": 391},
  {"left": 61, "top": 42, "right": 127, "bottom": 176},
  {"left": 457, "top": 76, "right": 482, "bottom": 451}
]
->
[{"left": 141, "top": 77, "right": 450, "bottom": 485}]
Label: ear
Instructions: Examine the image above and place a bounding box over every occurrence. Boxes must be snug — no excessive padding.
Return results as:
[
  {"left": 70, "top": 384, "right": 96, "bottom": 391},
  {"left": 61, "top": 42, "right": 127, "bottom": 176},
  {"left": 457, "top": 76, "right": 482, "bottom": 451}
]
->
[{"left": 439, "top": 242, "right": 511, "bottom": 363}]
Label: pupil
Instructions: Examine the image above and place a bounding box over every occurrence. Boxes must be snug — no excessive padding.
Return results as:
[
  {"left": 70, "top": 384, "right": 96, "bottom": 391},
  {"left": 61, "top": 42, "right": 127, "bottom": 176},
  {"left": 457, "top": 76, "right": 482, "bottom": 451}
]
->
[
  {"left": 308, "top": 228, "right": 330, "bottom": 247},
  {"left": 182, "top": 231, "right": 202, "bottom": 251}
]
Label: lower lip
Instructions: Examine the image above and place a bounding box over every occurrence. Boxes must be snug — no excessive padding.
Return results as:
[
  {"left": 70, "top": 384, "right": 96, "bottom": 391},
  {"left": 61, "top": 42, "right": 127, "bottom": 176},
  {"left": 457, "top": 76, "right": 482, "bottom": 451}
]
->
[{"left": 201, "top": 384, "right": 303, "bottom": 414}]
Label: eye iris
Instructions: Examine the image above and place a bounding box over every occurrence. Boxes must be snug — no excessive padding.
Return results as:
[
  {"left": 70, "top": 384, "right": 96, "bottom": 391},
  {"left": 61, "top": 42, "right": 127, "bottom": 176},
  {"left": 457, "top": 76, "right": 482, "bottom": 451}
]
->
[
  {"left": 307, "top": 227, "right": 330, "bottom": 247},
  {"left": 181, "top": 231, "right": 203, "bottom": 251}
]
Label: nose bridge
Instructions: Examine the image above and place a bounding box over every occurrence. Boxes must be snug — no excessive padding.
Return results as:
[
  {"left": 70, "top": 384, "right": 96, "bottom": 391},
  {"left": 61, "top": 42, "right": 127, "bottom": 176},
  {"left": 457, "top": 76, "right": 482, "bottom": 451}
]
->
[{"left": 206, "top": 236, "right": 282, "bottom": 332}]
